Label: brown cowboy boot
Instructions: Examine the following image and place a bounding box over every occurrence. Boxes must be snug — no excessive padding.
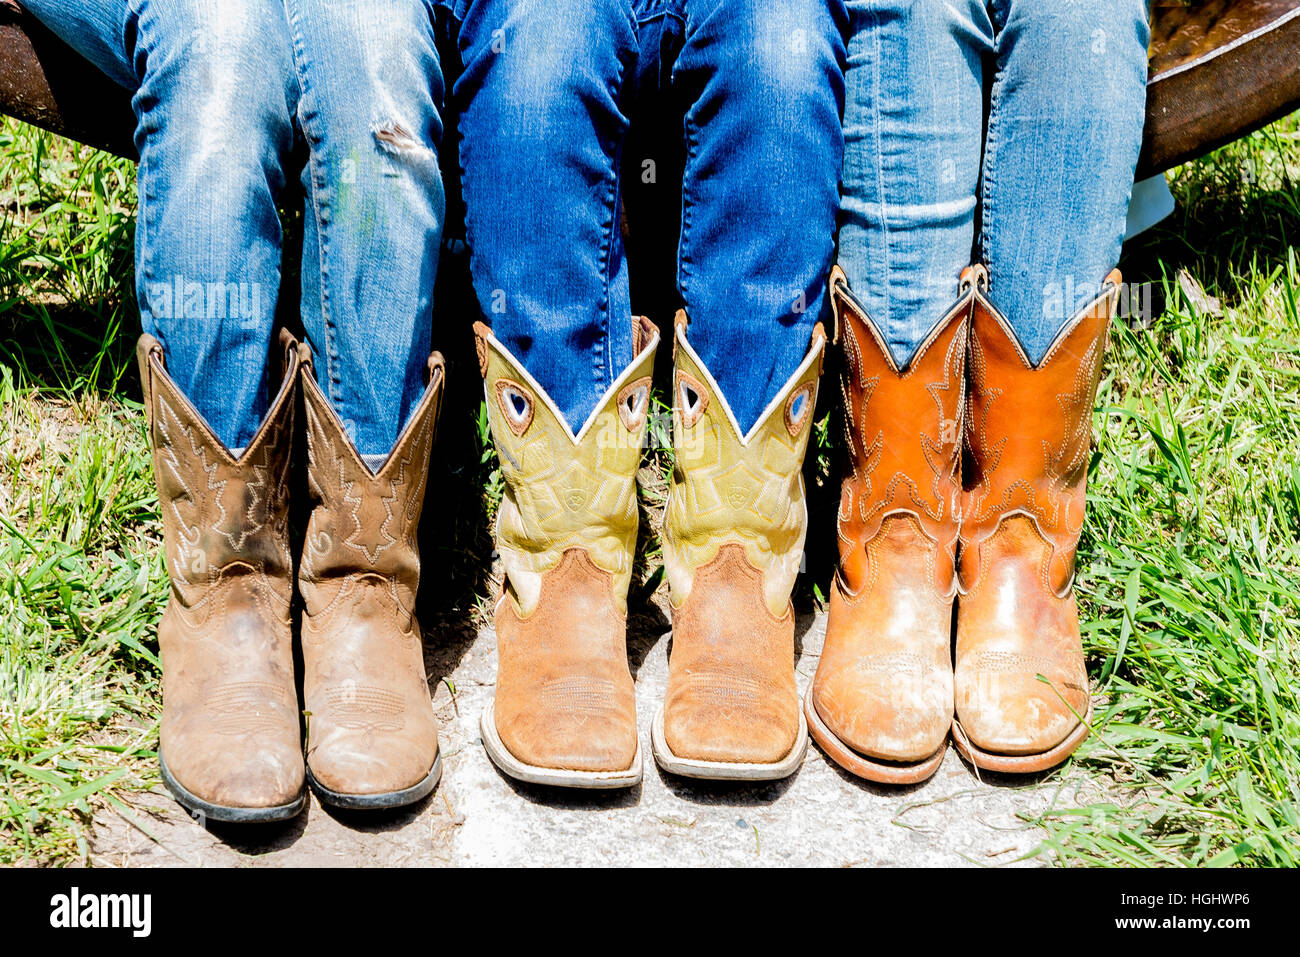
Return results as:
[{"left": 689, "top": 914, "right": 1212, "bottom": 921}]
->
[
  {"left": 953, "top": 268, "right": 1120, "bottom": 773},
  {"left": 805, "top": 266, "right": 970, "bottom": 784},
  {"left": 298, "top": 345, "right": 445, "bottom": 808},
  {"left": 139, "top": 330, "right": 305, "bottom": 823},
  {"left": 475, "top": 318, "right": 659, "bottom": 789},
  {"left": 652, "top": 315, "right": 825, "bottom": 780}
]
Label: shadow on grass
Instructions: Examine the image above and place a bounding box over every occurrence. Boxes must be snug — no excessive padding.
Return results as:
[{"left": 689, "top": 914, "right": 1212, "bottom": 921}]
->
[
  {"left": 1120, "top": 172, "right": 1299, "bottom": 315},
  {"left": 0, "top": 297, "right": 143, "bottom": 398}
]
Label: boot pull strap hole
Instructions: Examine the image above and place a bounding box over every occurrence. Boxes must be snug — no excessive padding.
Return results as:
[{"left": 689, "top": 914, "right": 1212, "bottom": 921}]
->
[
  {"left": 494, "top": 380, "right": 534, "bottom": 436},
  {"left": 784, "top": 382, "right": 815, "bottom": 436},
  {"left": 676, "top": 372, "right": 709, "bottom": 428},
  {"left": 617, "top": 378, "right": 651, "bottom": 432}
]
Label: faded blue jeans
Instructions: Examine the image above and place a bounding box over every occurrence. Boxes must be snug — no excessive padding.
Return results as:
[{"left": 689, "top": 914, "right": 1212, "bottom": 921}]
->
[
  {"left": 454, "top": 0, "right": 846, "bottom": 432},
  {"left": 838, "top": 0, "right": 1149, "bottom": 365},
  {"left": 23, "top": 0, "right": 442, "bottom": 457}
]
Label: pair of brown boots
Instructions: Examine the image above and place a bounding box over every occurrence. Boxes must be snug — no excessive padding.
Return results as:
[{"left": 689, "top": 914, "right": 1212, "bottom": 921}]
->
[
  {"left": 140, "top": 330, "right": 443, "bottom": 821},
  {"left": 807, "top": 265, "right": 1119, "bottom": 784}
]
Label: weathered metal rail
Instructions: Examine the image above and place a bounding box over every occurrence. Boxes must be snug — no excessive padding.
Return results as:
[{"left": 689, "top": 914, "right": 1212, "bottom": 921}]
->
[
  {"left": 1141, "top": 0, "right": 1300, "bottom": 175},
  {"left": 0, "top": 6, "right": 133, "bottom": 156}
]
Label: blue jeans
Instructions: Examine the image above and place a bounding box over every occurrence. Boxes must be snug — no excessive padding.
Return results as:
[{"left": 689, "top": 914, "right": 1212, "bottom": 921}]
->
[
  {"left": 23, "top": 0, "right": 441, "bottom": 456},
  {"left": 28, "top": 0, "right": 844, "bottom": 447},
  {"left": 837, "top": 0, "right": 1149, "bottom": 366},
  {"left": 455, "top": 0, "right": 846, "bottom": 432}
]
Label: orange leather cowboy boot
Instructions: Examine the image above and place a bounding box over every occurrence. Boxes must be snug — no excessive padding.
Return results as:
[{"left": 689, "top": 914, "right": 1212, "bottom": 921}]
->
[
  {"left": 953, "top": 268, "right": 1121, "bottom": 773},
  {"left": 298, "top": 345, "right": 445, "bottom": 808},
  {"left": 806, "top": 265, "right": 971, "bottom": 784},
  {"left": 138, "top": 330, "right": 306, "bottom": 823},
  {"left": 652, "top": 314, "right": 825, "bottom": 780},
  {"left": 475, "top": 318, "right": 659, "bottom": 789}
]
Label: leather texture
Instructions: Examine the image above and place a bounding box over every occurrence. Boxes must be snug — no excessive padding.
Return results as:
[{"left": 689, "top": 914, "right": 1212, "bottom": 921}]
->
[
  {"left": 661, "top": 317, "right": 824, "bottom": 766},
  {"left": 477, "top": 318, "right": 658, "bottom": 774},
  {"left": 810, "top": 267, "right": 969, "bottom": 775},
  {"left": 954, "top": 270, "right": 1120, "bottom": 765},
  {"left": 138, "top": 330, "right": 304, "bottom": 812},
  {"left": 298, "top": 346, "right": 444, "bottom": 798}
]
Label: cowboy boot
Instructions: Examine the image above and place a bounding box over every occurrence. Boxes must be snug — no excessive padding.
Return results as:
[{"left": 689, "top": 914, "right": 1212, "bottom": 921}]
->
[
  {"left": 475, "top": 317, "right": 659, "bottom": 789},
  {"left": 138, "top": 330, "right": 305, "bottom": 823},
  {"left": 298, "top": 345, "right": 445, "bottom": 808},
  {"left": 652, "top": 314, "right": 825, "bottom": 780},
  {"left": 953, "top": 267, "right": 1120, "bottom": 773},
  {"left": 805, "top": 266, "right": 971, "bottom": 784}
]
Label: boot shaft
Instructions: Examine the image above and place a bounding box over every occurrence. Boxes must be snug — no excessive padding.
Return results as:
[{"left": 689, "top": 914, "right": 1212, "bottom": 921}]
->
[
  {"left": 663, "top": 314, "right": 825, "bottom": 619},
  {"left": 298, "top": 346, "right": 444, "bottom": 614},
  {"left": 137, "top": 331, "right": 298, "bottom": 603},
  {"left": 474, "top": 317, "right": 659, "bottom": 617},
  {"left": 961, "top": 269, "right": 1120, "bottom": 594},
  {"left": 830, "top": 265, "right": 969, "bottom": 598}
]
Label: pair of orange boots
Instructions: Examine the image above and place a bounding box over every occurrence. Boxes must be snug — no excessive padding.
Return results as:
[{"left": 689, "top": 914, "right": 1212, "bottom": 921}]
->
[{"left": 807, "top": 264, "right": 1120, "bottom": 783}]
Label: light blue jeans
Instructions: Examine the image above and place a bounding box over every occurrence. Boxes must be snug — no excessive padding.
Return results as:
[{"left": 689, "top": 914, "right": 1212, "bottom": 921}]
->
[
  {"left": 837, "top": 0, "right": 1150, "bottom": 365},
  {"left": 23, "top": 0, "right": 442, "bottom": 456}
]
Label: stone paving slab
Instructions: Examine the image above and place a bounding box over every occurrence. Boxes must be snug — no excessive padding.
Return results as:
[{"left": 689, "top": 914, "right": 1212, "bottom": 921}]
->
[{"left": 91, "top": 612, "right": 1098, "bottom": 867}]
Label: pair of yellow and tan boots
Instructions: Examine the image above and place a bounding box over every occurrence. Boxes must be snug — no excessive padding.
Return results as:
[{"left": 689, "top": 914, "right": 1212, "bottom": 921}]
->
[
  {"left": 475, "top": 314, "right": 826, "bottom": 787},
  {"left": 806, "top": 265, "right": 1120, "bottom": 783}
]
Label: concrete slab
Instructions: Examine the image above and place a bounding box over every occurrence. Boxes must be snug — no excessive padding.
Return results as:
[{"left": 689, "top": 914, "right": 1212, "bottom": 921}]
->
[{"left": 90, "top": 611, "right": 1101, "bottom": 867}]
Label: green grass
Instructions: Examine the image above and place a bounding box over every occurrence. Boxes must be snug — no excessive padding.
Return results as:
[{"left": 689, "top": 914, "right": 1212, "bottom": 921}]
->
[
  {"left": 1, "top": 111, "right": 1298, "bottom": 866},
  {"left": 1034, "top": 114, "right": 1300, "bottom": 866},
  {"left": 0, "top": 120, "right": 158, "bottom": 865}
]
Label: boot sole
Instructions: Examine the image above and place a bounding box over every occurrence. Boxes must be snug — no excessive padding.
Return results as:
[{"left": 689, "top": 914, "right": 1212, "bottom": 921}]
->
[
  {"left": 803, "top": 690, "right": 948, "bottom": 785},
  {"left": 160, "top": 753, "right": 306, "bottom": 824},
  {"left": 950, "top": 703, "right": 1093, "bottom": 774},
  {"left": 650, "top": 705, "right": 808, "bottom": 781},
  {"left": 305, "top": 750, "right": 442, "bottom": 810},
  {"left": 480, "top": 701, "right": 643, "bottom": 789}
]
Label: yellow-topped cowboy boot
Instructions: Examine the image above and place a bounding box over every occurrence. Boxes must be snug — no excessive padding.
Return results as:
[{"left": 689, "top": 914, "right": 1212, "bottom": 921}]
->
[
  {"left": 476, "top": 317, "right": 660, "bottom": 788},
  {"left": 653, "top": 314, "right": 825, "bottom": 780}
]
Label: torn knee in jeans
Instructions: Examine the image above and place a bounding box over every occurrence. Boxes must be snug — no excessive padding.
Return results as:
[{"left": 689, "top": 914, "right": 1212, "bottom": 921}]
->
[{"left": 372, "top": 121, "right": 434, "bottom": 159}]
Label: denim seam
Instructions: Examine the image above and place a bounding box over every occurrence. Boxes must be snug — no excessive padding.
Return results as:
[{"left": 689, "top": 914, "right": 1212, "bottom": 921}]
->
[
  {"left": 634, "top": 0, "right": 678, "bottom": 24},
  {"left": 128, "top": 0, "right": 159, "bottom": 355},
  {"left": 675, "top": 0, "right": 700, "bottom": 317},
  {"left": 981, "top": 3, "right": 1006, "bottom": 272},
  {"left": 865, "top": 3, "right": 892, "bottom": 345},
  {"left": 285, "top": 4, "right": 344, "bottom": 412},
  {"left": 596, "top": 51, "right": 631, "bottom": 399},
  {"left": 678, "top": 106, "right": 698, "bottom": 314}
]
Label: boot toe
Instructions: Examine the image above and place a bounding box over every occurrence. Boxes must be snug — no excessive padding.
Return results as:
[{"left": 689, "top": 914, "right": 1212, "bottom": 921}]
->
[
  {"left": 956, "top": 672, "right": 1088, "bottom": 756},
  {"left": 663, "top": 673, "right": 799, "bottom": 765},
  {"left": 164, "top": 737, "right": 304, "bottom": 810},
  {"left": 495, "top": 687, "right": 638, "bottom": 773},
  {"left": 811, "top": 659, "right": 951, "bottom": 764},
  {"left": 308, "top": 723, "right": 438, "bottom": 797}
]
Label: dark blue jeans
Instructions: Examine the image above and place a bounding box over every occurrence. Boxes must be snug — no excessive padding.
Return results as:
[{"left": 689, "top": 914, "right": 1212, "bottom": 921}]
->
[{"left": 455, "top": 0, "right": 846, "bottom": 433}]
